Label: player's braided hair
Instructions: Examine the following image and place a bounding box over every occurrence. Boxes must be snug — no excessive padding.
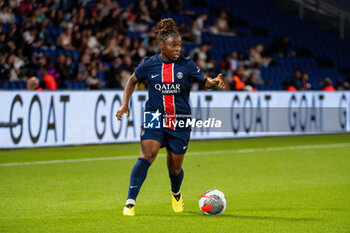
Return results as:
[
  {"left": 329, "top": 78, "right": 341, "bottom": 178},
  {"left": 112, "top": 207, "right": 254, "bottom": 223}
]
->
[{"left": 155, "top": 18, "right": 179, "bottom": 43}]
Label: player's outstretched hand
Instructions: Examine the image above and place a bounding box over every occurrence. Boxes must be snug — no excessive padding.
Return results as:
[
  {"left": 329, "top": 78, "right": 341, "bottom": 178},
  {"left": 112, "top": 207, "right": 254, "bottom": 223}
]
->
[
  {"left": 213, "top": 73, "right": 225, "bottom": 89},
  {"left": 116, "top": 104, "right": 130, "bottom": 121}
]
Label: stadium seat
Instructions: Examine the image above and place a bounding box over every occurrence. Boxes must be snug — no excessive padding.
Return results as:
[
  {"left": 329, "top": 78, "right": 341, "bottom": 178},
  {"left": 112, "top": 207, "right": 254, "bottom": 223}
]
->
[{"left": 66, "top": 81, "right": 87, "bottom": 90}]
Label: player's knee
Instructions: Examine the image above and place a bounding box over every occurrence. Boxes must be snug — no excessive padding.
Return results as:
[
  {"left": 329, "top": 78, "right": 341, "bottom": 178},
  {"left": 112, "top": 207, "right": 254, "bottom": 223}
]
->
[
  {"left": 169, "top": 166, "right": 182, "bottom": 176},
  {"left": 140, "top": 150, "right": 158, "bottom": 164}
]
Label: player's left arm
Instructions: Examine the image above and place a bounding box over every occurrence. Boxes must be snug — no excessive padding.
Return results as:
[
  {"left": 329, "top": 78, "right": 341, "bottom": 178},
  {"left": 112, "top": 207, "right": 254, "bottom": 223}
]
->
[
  {"left": 203, "top": 73, "right": 226, "bottom": 89},
  {"left": 187, "top": 58, "right": 225, "bottom": 89}
]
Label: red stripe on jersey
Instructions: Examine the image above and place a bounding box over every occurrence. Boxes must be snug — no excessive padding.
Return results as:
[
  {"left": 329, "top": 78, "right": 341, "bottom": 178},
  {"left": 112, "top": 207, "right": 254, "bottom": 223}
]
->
[
  {"left": 163, "top": 95, "right": 175, "bottom": 130},
  {"left": 162, "top": 63, "right": 175, "bottom": 130},
  {"left": 162, "top": 63, "right": 173, "bottom": 83}
]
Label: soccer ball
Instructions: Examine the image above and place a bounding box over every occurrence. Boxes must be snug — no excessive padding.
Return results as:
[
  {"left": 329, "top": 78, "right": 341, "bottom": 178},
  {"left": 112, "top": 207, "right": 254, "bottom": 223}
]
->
[{"left": 199, "top": 189, "right": 227, "bottom": 215}]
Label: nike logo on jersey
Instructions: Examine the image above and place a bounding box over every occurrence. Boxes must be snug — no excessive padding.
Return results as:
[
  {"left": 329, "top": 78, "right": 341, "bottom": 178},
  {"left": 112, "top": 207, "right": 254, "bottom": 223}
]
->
[
  {"left": 197, "top": 67, "right": 200, "bottom": 73},
  {"left": 183, "top": 146, "right": 187, "bottom": 150},
  {"left": 151, "top": 74, "right": 159, "bottom": 78}
]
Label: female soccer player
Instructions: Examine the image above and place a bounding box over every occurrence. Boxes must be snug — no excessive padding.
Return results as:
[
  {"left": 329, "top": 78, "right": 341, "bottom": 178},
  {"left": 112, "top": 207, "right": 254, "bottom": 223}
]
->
[{"left": 116, "top": 18, "right": 225, "bottom": 216}]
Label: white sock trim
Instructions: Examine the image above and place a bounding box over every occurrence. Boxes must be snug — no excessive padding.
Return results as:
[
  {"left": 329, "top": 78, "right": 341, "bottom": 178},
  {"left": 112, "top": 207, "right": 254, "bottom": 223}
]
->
[
  {"left": 126, "top": 199, "right": 136, "bottom": 206},
  {"left": 171, "top": 190, "right": 181, "bottom": 196}
]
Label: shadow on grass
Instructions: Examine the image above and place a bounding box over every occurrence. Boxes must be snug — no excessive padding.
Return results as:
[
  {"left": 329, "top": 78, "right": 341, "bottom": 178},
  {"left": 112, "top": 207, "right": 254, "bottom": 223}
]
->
[{"left": 140, "top": 211, "right": 319, "bottom": 222}]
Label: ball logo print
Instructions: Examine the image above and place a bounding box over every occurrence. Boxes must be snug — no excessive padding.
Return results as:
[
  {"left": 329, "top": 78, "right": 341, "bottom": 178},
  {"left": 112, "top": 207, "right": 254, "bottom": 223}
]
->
[
  {"left": 176, "top": 72, "right": 183, "bottom": 79},
  {"left": 143, "top": 110, "right": 162, "bottom": 129}
]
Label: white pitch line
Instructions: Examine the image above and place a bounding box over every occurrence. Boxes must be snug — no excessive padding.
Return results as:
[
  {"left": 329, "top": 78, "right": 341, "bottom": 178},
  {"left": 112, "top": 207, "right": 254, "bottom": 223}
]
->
[
  {"left": 0, "top": 143, "right": 349, "bottom": 167},
  {"left": 235, "top": 143, "right": 350, "bottom": 153}
]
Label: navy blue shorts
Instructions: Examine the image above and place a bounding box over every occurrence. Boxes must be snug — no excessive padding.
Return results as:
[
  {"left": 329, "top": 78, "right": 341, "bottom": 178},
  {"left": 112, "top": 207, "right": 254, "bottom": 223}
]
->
[{"left": 140, "top": 127, "right": 191, "bottom": 154}]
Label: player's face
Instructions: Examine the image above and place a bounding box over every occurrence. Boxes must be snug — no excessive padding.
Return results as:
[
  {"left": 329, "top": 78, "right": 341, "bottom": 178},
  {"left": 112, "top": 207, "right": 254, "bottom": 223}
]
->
[{"left": 161, "top": 34, "right": 181, "bottom": 61}]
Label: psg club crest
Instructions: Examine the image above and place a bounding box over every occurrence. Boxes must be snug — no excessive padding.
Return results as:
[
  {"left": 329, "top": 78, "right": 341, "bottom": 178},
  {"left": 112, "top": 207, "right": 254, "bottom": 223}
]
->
[
  {"left": 176, "top": 72, "right": 183, "bottom": 79},
  {"left": 143, "top": 110, "right": 162, "bottom": 129}
]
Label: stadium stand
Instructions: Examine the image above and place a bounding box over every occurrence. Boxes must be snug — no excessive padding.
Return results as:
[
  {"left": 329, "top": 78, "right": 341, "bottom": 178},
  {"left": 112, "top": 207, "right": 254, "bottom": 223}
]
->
[{"left": 0, "top": 0, "right": 349, "bottom": 91}]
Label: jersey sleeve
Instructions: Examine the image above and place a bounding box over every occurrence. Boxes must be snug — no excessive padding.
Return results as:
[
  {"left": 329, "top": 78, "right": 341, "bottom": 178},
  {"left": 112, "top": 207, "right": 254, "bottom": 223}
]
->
[
  {"left": 134, "top": 57, "right": 150, "bottom": 81},
  {"left": 187, "top": 58, "right": 205, "bottom": 82}
]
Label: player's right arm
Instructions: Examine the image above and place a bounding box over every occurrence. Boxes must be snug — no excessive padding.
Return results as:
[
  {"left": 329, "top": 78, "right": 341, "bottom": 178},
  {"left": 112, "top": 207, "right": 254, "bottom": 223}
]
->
[
  {"left": 116, "top": 74, "right": 138, "bottom": 121},
  {"left": 117, "top": 56, "right": 149, "bottom": 121}
]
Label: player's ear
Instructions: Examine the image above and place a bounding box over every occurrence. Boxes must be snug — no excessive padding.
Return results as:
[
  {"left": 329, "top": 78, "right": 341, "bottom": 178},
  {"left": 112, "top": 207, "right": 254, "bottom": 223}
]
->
[{"left": 159, "top": 41, "right": 164, "bottom": 50}]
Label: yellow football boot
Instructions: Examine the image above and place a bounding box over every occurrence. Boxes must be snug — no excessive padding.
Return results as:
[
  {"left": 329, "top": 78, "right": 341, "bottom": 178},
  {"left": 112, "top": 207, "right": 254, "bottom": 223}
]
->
[
  {"left": 171, "top": 191, "right": 184, "bottom": 213},
  {"left": 122, "top": 205, "right": 135, "bottom": 216},
  {"left": 123, "top": 199, "right": 136, "bottom": 216}
]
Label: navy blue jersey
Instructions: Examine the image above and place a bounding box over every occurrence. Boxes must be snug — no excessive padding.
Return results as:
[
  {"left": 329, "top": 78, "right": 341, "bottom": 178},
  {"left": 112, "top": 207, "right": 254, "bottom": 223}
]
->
[{"left": 135, "top": 54, "right": 205, "bottom": 129}]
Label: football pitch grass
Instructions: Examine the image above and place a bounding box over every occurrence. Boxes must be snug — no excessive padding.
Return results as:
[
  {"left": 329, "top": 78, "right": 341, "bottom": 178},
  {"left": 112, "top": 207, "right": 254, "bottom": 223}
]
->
[{"left": 1, "top": 134, "right": 349, "bottom": 233}]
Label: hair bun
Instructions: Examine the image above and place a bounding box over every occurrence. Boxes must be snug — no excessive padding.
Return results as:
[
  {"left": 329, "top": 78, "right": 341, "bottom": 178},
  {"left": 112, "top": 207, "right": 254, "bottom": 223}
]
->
[{"left": 155, "top": 18, "right": 176, "bottom": 34}]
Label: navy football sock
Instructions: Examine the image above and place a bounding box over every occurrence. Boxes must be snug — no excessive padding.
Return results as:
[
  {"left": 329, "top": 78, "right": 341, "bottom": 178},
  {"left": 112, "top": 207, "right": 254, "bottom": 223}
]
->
[
  {"left": 169, "top": 169, "right": 184, "bottom": 194},
  {"left": 127, "top": 158, "right": 151, "bottom": 201}
]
